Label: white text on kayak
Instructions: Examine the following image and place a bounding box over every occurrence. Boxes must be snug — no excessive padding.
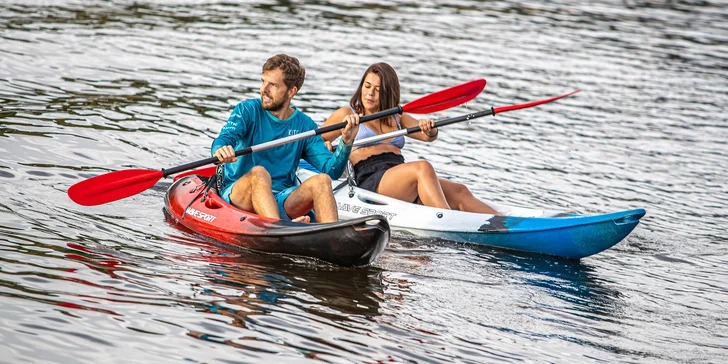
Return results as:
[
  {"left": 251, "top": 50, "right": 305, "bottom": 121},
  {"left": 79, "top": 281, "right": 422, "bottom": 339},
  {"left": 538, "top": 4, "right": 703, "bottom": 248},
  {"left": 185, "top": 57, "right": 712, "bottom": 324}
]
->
[
  {"left": 186, "top": 207, "right": 217, "bottom": 222},
  {"left": 337, "top": 202, "right": 397, "bottom": 220}
]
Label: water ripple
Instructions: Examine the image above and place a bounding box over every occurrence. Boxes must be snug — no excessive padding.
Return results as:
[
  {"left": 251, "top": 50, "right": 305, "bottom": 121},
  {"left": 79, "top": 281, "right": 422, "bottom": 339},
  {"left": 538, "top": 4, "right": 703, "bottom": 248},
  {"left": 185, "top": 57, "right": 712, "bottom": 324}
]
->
[{"left": 2, "top": 0, "right": 727, "bottom": 362}]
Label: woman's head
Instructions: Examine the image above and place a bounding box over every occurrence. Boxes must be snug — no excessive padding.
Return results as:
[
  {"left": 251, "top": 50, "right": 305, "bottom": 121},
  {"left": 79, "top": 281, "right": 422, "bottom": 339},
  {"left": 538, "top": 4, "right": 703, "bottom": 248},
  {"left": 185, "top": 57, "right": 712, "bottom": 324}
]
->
[{"left": 350, "top": 63, "right": 400, "bottom": 119}]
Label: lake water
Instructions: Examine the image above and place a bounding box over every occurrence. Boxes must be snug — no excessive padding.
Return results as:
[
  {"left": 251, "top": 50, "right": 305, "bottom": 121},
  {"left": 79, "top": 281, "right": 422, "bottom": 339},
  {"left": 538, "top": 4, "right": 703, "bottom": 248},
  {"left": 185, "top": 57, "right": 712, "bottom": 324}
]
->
[{"left": 1, "top": 0, "right": 726, "bottom": 362}]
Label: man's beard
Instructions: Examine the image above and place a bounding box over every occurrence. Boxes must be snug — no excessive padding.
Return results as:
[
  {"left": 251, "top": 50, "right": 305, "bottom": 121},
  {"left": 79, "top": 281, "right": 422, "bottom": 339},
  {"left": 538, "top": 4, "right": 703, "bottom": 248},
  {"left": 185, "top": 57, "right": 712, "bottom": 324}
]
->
[{"left": 261, "top": 94, "right": 286, "bottom": 112}]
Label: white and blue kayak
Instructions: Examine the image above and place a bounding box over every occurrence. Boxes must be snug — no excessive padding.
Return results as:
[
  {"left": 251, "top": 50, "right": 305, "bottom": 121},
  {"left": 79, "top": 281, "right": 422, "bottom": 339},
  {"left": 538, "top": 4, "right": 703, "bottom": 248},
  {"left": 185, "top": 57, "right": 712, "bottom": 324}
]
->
[
  {"left": 297, "top": 168, "right": 645, "bottom": 259},
  {"left": 293, "top": 92, "right": 645, "bottom": 259}
]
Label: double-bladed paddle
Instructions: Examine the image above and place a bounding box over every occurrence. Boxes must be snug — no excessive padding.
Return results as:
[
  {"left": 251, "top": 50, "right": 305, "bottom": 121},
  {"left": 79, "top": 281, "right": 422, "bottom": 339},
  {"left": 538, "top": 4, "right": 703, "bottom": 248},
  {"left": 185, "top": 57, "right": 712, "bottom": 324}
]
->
[
  {"left": 165, "top": 89, "right": 581, "bottom": 181},
  {"left": 350, "top": 90, "right": 581, "bottom": 146},
  {"left": 68, "top": 79, "right": 486, "bottom": 206}
]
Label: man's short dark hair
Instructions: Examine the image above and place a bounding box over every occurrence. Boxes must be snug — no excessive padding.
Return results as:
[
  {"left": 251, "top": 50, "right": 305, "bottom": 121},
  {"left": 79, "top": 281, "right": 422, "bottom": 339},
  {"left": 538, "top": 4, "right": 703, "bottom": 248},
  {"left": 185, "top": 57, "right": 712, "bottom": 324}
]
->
[{"left": 263, "top": 54, "right": 306, "bottom": 91}]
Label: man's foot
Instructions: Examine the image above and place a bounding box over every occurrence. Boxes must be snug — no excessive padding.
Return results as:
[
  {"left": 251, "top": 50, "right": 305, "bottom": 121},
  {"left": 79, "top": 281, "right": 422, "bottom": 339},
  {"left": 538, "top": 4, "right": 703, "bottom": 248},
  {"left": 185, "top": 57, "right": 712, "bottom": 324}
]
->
[{"left": 292, "top": 215, "right": 311, "bottom": 223}]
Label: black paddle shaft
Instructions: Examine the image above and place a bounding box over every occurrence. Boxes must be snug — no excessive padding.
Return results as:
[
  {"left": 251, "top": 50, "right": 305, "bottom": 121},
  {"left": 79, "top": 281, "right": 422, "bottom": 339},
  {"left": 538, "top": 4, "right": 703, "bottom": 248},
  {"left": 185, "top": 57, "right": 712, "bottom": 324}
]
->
[
  {"left": 403, "top": 108, "right": 495, "bottom": 135},
  {"left": 162, "top": 106, "right": 405, "bottom": 177},
  {"left": 316, "top": 105, "right": 404, "bottom": 135}
]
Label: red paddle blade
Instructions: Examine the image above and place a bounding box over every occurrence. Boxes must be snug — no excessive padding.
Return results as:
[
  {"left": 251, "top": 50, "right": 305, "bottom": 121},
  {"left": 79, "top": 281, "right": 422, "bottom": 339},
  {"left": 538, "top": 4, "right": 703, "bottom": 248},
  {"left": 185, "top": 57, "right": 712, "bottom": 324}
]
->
[
  {"left": 403, "top": 79, "right": 486, "bottom": 114},
  {"left": 173, "top": 166, "right": 217, "bottom": 182},
  {"left": 494, "top": 89, "right": 580, "bottom": 114},
  {"left": 68, "top": 169, "right": 164, "bottom": 206}
]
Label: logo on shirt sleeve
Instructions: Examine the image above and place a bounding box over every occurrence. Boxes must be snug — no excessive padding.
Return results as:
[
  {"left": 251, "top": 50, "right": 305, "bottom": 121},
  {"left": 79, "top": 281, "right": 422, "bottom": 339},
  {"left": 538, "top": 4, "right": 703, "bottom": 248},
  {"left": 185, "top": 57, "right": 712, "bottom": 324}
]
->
[{"left": 222, "top": 120, "right": 239, "bottom": 131}]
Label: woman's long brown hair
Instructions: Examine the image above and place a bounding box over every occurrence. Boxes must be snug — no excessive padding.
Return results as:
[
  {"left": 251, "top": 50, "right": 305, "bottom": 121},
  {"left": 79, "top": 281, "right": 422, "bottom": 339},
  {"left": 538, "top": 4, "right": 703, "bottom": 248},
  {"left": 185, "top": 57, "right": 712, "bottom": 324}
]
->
[{"left": 350, "top": 63, "right": 400, "bottom": 127}]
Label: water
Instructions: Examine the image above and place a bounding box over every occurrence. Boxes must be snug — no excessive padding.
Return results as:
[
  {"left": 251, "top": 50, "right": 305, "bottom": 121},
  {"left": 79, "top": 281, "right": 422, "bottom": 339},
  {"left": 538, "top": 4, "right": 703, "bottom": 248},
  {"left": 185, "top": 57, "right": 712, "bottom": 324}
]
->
[{"left": 1, "top": 0, "right": 727, "bottom": 362}]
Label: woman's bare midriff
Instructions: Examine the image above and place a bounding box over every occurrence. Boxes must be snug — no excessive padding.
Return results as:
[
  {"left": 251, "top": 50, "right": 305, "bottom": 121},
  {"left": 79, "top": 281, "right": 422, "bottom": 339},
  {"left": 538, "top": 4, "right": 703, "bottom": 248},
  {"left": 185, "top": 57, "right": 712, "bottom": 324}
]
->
[{"left": 350, "top": 144, "right": 402, "bottom": 165}]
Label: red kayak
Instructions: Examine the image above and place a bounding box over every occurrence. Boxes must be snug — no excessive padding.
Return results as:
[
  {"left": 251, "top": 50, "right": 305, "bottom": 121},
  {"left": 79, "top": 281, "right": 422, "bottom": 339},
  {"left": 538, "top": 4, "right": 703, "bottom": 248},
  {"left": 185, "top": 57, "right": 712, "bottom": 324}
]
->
[{"left": 164, "top": 175, "right": 390, "bottom": 267}]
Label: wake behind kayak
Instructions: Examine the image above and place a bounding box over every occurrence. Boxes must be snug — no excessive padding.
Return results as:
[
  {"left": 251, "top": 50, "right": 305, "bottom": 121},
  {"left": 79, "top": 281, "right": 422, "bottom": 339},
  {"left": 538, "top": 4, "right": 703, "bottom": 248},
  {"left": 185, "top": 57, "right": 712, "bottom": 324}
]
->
[{"left": 164, "top": 175, "right": 390, "bottom": 267}]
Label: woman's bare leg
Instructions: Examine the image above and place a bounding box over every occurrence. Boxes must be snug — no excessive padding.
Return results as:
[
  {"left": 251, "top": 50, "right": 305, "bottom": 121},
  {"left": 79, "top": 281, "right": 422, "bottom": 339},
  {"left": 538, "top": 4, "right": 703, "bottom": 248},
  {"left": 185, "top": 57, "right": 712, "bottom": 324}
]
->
[
  {"left": 439, "top": 178, "right": 499, "bottom": 214},
  {"left": 376, "top": 161, "right": 450, "bottom": 209}
]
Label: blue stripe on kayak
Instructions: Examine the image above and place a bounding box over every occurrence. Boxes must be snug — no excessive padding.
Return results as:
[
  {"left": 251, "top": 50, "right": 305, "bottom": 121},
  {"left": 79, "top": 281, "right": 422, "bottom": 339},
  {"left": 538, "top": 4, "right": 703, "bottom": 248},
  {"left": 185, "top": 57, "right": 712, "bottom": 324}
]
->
[
  {"left": 480, "top": 209, "right": 646, "bottom": 233},
  {"left": 468, "top": 208, "right": 646, "bottom": 258}
]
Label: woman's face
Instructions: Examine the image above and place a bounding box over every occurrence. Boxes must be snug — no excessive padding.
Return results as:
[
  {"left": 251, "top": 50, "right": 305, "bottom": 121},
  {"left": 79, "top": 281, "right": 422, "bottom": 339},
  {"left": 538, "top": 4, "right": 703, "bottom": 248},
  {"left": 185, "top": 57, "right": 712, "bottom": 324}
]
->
[{"left": 361, "top": 72, "right": 381, "bottom": 113}]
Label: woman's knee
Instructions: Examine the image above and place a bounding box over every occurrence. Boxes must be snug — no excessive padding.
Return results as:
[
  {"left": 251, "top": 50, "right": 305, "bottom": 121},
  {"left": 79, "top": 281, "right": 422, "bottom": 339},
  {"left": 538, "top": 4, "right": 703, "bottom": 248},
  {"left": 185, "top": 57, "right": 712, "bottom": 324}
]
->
[
  {"left": 452, "top": 182, "right": 471, "bottom": 197},
  {"left": 412, "top": 160, "right": 437, "bottom": 178}
]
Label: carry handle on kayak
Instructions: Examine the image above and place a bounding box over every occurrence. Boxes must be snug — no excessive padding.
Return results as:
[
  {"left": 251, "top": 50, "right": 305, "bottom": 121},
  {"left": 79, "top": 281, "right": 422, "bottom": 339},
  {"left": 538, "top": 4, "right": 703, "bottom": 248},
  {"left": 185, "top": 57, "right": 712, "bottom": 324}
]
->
[{"left": 68, "top": 79, "right": 486, "bottom": 206}]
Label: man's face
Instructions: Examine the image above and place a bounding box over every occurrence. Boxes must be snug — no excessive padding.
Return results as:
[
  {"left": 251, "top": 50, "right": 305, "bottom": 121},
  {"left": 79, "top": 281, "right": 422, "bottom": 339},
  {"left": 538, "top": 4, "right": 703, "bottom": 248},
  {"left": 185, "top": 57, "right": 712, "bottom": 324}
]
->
[{"left": 260, "top": 68, "right": 294, "bottom": 112}]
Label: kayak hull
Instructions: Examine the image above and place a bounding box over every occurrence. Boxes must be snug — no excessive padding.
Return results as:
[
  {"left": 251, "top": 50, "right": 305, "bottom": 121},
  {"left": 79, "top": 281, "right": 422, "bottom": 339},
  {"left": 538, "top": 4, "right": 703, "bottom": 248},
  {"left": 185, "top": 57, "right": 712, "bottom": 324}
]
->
[
  {"left": 164, "top": 176, "right": 390, "bottom": 267},
  {"left": 391, "top": 210, "right": 644, "bottom": 258},
  {"left": 298, "top": 169, "right": 645, "bottom": 259}
]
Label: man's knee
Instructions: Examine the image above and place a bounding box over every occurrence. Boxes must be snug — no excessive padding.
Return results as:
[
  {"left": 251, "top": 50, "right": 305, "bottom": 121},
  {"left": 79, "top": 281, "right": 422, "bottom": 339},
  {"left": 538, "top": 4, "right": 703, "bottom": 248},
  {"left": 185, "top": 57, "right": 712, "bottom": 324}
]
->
[
  {"left": 300, "top": 173, "right": 332, "bottom": 198},
  {"left": 247, "top": 166, "right": 272, "bottom": 184},
  {"left": 310, "top": 173, "right": 332, "bottom": 187}
]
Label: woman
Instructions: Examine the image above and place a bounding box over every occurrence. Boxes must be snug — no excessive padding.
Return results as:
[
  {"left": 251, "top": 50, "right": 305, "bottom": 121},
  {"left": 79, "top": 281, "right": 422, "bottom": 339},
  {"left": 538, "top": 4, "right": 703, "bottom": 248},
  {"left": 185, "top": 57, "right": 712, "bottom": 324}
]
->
[{"left": 321, "top": 63, "right": 498, "bottom": 214}]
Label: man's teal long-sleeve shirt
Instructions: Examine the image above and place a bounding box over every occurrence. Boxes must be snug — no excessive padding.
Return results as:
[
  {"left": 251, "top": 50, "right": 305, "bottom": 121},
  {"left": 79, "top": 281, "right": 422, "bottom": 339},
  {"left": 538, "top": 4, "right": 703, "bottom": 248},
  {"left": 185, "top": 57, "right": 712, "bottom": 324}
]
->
[{"left": 211, "top": 99, "right": 351, "bottom": 193}]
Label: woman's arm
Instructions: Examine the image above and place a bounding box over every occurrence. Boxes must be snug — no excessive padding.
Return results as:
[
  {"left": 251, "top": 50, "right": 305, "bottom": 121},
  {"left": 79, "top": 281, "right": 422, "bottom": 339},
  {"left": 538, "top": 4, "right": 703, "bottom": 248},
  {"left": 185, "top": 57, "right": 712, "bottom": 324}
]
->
[
  {"left": 400, "top": 112, "right": 438, "bottom": 142},
  {"left": 321, "top": 107, "right": 354, "bottom": 142}
]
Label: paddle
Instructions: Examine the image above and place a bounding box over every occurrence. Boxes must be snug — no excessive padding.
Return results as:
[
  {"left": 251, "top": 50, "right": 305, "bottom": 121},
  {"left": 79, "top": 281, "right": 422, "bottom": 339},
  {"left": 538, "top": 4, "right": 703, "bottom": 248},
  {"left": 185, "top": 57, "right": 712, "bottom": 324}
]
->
[
  {"left": 68, "top": 79, "right": 487, "bottom": 206},
  {"left": 176, "top": 90, "right": 581, "bottom": 180},
  {"left": 349, "top": 90, "right": 581, "bottom": 146}
]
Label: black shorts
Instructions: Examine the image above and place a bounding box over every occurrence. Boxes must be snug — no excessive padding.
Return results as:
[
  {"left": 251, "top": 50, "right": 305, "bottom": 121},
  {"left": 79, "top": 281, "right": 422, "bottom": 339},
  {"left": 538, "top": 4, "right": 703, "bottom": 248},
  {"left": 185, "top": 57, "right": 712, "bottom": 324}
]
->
[
  {"left": 353, "top": 152, "right": 405, "bottom": 192},
  {"left": 353, "top": 152, "right": 420, "bottom": 204}
]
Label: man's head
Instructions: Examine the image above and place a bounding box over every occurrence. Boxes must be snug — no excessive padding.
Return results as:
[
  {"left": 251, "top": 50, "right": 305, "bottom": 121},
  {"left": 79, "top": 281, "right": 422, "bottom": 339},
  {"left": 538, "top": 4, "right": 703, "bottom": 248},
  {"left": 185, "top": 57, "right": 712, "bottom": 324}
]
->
[{"left": 260, "top": 54, "right": 306, "bottom": 112}]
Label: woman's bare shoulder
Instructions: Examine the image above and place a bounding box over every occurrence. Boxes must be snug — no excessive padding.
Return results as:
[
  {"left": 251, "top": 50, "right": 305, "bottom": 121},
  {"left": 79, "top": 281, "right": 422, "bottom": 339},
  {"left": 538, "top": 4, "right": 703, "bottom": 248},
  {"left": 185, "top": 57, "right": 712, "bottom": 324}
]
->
[
  {"left": 333, "top": 107, "right": 354, "bottom": 116},
  {"left": 324, "top": 107, "right": 354, "bottom": 124}
]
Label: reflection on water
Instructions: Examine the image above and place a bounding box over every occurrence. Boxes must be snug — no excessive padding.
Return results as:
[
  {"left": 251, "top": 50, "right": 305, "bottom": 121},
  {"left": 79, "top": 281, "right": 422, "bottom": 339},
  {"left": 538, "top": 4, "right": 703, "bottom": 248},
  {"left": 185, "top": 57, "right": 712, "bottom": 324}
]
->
[
  {"left": 481, "top": 248, "right": 622, "bottom": 313},
  {"left": 2, "top": 0, "right": 728, "bottom": 362},
  {"left": 170, "top": 235, "right": 385, "bottom": 320}
]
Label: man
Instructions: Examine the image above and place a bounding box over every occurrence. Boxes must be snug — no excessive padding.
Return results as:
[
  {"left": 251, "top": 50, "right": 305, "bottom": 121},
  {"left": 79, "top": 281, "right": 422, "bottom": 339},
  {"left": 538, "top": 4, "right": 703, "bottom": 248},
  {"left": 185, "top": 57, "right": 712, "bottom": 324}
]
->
[{"left": 212, "top": 54, "right": 359, "bottom": 223}]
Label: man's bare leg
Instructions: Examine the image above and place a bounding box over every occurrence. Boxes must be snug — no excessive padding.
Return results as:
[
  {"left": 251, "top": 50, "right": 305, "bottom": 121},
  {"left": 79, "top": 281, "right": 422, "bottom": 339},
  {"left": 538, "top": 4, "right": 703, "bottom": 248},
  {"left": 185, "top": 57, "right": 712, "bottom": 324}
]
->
[
  {"left": 283, "top": 173, "right": 338, "bottom": 223},
  {"left": 228, "top": 166, "right": 280, "bottom": 219}
]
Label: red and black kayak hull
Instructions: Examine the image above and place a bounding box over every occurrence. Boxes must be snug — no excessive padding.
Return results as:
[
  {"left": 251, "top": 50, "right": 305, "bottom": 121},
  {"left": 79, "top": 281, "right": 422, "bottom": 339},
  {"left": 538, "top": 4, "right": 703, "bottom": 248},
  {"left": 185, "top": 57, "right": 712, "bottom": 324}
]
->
[{"left": 164, "top": 176, "right": 389, "bottom": 267}]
